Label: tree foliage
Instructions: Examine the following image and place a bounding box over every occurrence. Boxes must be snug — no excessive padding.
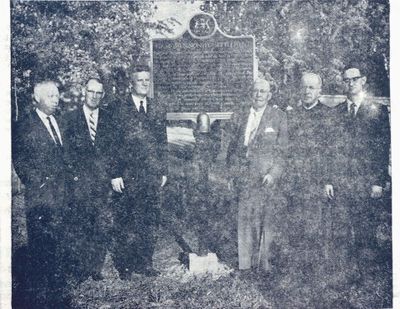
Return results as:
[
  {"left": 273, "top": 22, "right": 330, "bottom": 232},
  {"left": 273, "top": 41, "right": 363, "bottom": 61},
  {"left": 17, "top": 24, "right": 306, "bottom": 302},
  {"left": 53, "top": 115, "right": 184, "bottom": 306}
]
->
[
  {"left": 11, "top": 1, "right": 174, "bottom": 115},
  {"left": 201, "top": 0, "right": 389, "bottom": 101}
]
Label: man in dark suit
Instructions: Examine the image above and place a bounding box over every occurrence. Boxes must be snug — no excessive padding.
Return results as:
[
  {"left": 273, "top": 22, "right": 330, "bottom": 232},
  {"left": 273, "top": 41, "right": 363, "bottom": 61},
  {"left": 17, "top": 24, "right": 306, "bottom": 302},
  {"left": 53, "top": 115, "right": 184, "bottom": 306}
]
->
[
  {"left": 286, "top": 73, "right": 334, "bottom": 255},
  {"left": 63, "top": 78, "right": 114, "bottom": 283},
  {"left": 12, "top": 80, "right": 69, "bottom": 308},
  {"left": 227, "top": 78, "right": 288, "bottom": 272},
  {"left": 328, "top": 67, "right": 391, "bottom": 286},
  {"left": 110, "top": 65, "right": 168, "bottom": 278}
]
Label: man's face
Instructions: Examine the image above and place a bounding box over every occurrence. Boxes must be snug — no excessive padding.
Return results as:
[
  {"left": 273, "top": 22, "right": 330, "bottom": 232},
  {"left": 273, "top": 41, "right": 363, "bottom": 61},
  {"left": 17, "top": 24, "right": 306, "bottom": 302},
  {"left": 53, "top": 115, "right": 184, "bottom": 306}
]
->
[
  {"left": 300, "top": 74, "right": 321, "bottom": 105},
  {"left": 252, "top": 79, "right": 271, "bottom": 110},
  {"left": 84, "top": 80, "right": 104, "bottom": 110},
  {"left": 35, "top": 83, "right": 60, "bottom": 115},
  {"left": 343, "top": 68, "right": 366, "bottom": 96},
  {"left": 131, "top": 71, "right": 150, "bottom": 96}
]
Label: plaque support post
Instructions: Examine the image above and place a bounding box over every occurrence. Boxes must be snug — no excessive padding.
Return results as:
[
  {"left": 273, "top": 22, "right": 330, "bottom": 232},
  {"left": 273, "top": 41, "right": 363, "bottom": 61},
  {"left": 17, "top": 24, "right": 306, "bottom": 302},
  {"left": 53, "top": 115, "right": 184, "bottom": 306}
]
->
[{"left": 166, "top": 112, "right": 233, "bottom": 126}]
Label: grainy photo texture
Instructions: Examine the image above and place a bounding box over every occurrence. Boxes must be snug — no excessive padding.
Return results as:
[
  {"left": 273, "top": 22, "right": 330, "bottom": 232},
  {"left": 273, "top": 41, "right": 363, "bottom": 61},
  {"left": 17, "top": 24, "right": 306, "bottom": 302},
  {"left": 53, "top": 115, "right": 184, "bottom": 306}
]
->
[{"left": 11, "top": 1, "right": 391, "bottom": 308}]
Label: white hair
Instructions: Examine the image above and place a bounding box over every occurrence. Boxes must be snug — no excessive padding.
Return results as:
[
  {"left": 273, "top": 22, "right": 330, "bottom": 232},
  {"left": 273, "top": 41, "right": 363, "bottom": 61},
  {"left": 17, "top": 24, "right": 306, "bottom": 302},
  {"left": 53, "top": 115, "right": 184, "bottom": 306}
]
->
[{"left": 33, "top": 81, "right": 58, "bottom": 98}]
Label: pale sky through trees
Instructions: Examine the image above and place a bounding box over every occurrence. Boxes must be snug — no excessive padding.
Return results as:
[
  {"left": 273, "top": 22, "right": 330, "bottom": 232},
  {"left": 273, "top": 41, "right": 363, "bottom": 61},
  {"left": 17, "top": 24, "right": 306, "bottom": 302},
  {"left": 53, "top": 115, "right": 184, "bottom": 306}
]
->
[{"left": 150, "top": 1, "right": 202, "bottom": 38}]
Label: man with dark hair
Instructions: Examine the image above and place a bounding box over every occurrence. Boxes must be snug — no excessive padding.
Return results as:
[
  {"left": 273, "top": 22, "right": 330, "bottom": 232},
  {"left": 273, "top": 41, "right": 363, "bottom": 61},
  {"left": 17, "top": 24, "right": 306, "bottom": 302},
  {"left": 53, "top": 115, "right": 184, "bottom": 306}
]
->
[
  {"left": 63, "top": 78, "right": 114, "bottom": 283},
  {"left": 327, "top": 66, "right": 391, "bottom": 303},
  {"left": 12, "top": 80, "right": 70, "bottom": 308},
  {"left": 110, "top": 64, "right": 168, "bottom": 278},
  {"left": 227, "top": 78, "right": 288, "bottom": 272}
]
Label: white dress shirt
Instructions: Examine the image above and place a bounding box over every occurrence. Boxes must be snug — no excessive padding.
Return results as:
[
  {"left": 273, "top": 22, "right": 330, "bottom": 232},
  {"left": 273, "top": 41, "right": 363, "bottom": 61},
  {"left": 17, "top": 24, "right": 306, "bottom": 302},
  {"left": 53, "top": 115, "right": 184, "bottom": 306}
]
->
[
  {"left": 346, "top": 98, "right": 361, "bottom": 116},
  {"left": 83, "top": 104, "right": 99, "bottom": 133},
  {"left": 301, "top": 99, "right": 320, "bottom": 110},
  {"left": 131, "top": 94, "right": 147, "bottom": 113},
  {"left": 244, "top": 106, "right": 266, "bottom": 146},
  {"left": 36, "top": 108, "right": 62, "bottom": 145}
]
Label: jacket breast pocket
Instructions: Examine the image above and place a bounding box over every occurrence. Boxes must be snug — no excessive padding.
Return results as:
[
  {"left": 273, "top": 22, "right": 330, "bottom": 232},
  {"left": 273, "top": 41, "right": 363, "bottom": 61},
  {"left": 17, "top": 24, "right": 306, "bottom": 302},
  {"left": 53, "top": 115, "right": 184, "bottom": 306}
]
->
[{"left": 259, "top": 131, "right": 278, "bottom": 145}]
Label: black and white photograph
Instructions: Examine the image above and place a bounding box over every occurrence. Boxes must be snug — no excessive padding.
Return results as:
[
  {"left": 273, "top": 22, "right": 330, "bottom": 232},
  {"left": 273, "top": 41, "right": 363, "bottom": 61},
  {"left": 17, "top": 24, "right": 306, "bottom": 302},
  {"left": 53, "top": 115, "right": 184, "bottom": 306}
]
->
[{"left": 3, "top": 0, "right": 398, "bottom": 308}]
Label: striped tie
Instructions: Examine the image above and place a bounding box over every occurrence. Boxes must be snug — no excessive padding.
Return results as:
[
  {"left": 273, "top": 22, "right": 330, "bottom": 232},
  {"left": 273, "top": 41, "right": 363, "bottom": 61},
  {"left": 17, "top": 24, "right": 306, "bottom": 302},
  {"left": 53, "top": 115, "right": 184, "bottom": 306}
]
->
[{"left": 89, "top": 112, "right": 96, "bottom": 143}]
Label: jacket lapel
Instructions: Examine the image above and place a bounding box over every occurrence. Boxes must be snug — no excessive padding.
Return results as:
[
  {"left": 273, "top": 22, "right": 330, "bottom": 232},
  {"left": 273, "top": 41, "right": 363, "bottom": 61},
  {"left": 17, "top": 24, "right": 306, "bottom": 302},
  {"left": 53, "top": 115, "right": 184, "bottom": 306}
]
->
[
  {"left": 32, "top": 111, "right": 60, "bottom": 147},
  {"left": 238, "top": 109, "right": 251, "bottom": 147},
  {"left": 250, "top": 105, "right": 271, "bottom": 144},
  {"left": 78, "top": 108, "right": 93, "bottom": 146}
]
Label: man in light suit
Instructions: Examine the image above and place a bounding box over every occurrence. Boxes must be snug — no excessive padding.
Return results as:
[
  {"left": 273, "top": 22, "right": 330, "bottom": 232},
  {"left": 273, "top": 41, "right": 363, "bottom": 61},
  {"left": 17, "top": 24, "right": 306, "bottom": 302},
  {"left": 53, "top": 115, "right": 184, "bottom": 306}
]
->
[
  {"left": 227, "top": 78, "right": 288, "bottom": 272},
  {"left": 63, "top": 78, "right": 114, "bottom": 283},
  {"left": 110, "top": 65, "right": 168, "bottom": 278},
  {"left": 12, "top": 80, "right": 70, "bottom": 308}
]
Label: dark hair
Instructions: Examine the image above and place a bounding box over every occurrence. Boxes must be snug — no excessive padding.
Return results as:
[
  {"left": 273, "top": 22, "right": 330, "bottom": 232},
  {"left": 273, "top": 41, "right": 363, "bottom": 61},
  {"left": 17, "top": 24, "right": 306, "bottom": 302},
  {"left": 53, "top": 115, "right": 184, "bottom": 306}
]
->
[
  {"left": 343, "top": 64, "right": 363, "bottom": 76},
  {"left": 130, "top": 64, "right": 151, "bottom": 74}
]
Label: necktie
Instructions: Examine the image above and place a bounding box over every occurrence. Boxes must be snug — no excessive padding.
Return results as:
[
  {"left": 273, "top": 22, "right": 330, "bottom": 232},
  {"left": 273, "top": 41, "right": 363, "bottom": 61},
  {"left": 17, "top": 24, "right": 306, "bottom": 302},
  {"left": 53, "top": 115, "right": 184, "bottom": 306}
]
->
[
  {"left": 244, "top": 110, "right": 258, "bottom": 148},
  {"left": 47, "top": 116, "right": 62, "bottom": 146},
  {"left": 139, "top": 100, "right": 145, "bottom": 114},
  {"left": 349, "top": 103, "right": 356, "bottom": 117},
  {"left": 248, "top": 111, "right": 258, "bottom": 144},
  {"left": 89, "top": 112, "right": 96, "bottom": 143}
]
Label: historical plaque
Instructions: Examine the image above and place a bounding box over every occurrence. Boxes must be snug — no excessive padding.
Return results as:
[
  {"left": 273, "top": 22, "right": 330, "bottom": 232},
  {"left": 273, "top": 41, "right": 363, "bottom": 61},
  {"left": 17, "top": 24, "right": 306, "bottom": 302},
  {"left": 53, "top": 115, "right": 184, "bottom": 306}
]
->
[{"left": 151, "top": 13, "right": 254, "bottom": 121}]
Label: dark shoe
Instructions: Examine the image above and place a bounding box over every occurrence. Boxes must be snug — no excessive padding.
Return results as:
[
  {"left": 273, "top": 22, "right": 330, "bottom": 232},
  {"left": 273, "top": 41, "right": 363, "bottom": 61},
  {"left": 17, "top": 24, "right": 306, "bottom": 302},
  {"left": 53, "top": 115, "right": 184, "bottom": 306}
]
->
[
  {"left": 90, "top": 272, "right": 104, "bottom": 281},
  {"left": 236, "top": 268, "right": 254, "bottom": 279},
  {"left": 178, "top": 252, "right": 190, "bottom": 268},
  {"left": 136, "top": 267, "right": 160, "bottom": 277},
  {"left": 119, "top": 270, "right": 132, "bottom": 281}
]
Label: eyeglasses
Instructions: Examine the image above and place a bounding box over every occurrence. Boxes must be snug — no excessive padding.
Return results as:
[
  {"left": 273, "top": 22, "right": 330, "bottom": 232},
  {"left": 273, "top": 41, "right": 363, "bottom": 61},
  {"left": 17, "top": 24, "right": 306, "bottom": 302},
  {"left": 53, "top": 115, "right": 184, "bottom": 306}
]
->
[
  {"left": 343, "top": 76, "right": 363, "bottom": 83},
  {"left": 87, "top": 90, "right": 104, "bottom": 96}
]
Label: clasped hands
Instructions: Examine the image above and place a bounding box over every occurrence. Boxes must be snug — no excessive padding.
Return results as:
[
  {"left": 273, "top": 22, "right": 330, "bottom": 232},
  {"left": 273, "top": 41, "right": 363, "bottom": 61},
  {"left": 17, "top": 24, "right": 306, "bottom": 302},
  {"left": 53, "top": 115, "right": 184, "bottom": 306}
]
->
[
  {"left": 324, "top": 184, "right": 383, "bottom": 199},
  {"left": 111, "top": 175, "right": 167, "bottom": 193}
]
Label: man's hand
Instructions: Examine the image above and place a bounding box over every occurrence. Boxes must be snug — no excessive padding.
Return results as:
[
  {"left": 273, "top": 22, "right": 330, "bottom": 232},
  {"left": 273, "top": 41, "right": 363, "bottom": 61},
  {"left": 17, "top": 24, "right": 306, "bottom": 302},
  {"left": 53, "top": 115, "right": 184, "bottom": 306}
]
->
[
  {"left": 111, "top": 177, "right": 125, "bottom": 193},
  {"left": 371, "top": 185, "right": 383, "bottom": 199},
  {"left": 262, "top": 174, "right": 274, "bottom": 187},
  {"left": 161, "top": 175, "right": 167, "bottom": 188},
  {"left": 325, "top": 184, "right": 334, "bottom": 199}
]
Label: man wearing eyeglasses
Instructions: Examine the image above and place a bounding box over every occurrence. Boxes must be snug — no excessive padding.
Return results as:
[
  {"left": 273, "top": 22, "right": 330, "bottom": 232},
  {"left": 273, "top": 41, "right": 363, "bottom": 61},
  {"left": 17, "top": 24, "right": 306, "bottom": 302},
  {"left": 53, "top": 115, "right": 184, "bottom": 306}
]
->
[
  {"left": 326, "top": 67, "right": 390, "bottom": 290},
  {"left": 63, "top": 78, "right": 114, "bottom": 283}
]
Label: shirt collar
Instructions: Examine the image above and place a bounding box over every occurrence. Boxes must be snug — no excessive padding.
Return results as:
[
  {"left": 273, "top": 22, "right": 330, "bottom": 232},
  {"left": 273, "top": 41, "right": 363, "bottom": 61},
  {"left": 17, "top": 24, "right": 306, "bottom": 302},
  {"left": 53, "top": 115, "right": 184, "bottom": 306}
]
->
[
  {"left": 36, "top": 108, "right": 53, "bottom": 121},
  {"left": 346, "top": 97, "right": 361, "bottom": 109},
  {"left": 83, "top": 104, "right": 99, "bottom": 118},
  {"left": 131, "top": 94, "right": 147, "bottom": 110},
  {"left": 300, "top": 99, "right": 320, "bottom": 110},
  {"left": 250, "top": 104, "right": 267, "bottom": 116}
]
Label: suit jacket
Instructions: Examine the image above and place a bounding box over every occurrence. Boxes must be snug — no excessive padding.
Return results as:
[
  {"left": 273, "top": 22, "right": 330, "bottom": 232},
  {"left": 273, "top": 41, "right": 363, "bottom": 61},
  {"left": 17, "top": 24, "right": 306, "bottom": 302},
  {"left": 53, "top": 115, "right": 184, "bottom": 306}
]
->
[
  {"left": 63, "top": 106, "right": 114, "bottom": 199},
  {"left": 286, "top": 101, "right": 335, "bottom": 191},
  {"left": 109, "top": 95, "right": 168, "bottom": 189},
  {"left": 12, "top": 110, "right": 66, "bottom": 209},
  {"left": 328, "top": 98, "right": 390, "bottom": 189},
  {"left": 227, "top": 104, "right": 288, "bottom": 187}
]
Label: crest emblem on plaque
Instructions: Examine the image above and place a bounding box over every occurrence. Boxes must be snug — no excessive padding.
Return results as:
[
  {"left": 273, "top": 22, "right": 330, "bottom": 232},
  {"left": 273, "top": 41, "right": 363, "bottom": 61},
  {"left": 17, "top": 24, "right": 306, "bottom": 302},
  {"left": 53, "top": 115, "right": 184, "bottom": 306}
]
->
[{"left": 189, "top": 13, "right": 216, "bottom": 38}]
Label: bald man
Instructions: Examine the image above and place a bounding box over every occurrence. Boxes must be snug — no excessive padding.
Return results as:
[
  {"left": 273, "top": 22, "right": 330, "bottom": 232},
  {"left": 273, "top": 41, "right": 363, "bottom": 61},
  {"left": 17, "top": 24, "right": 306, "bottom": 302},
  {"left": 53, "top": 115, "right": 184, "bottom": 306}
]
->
[
  {"left": 227, "top": 78, "right": 288, "bottom": 272},
  {"left": 285, "top": 72, "right": 336, "bottom": 273},
  {"left": 12, "top": 80, "right": 70, "bottom": 307}
]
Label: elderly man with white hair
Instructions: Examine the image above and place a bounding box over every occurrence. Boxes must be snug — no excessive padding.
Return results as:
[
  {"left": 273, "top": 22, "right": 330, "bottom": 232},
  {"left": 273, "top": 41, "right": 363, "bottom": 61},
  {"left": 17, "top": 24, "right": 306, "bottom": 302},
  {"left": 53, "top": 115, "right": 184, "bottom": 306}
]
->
[
  {"left": 284, "top": 72, "right": 337, "bottom": 277},
  {"left": 12, "top": 80, "right": 70, "bottom": 308},
  {"left": 227, "top": 77, "right": 288, "bottom": 273}
]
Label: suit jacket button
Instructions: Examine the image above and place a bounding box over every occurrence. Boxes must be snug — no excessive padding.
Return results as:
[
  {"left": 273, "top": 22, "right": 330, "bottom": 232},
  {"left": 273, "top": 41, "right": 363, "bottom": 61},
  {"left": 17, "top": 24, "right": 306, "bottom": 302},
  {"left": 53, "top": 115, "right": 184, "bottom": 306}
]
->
[{"left": 73, "top": 176, "right": 79, "bottom": 181}]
